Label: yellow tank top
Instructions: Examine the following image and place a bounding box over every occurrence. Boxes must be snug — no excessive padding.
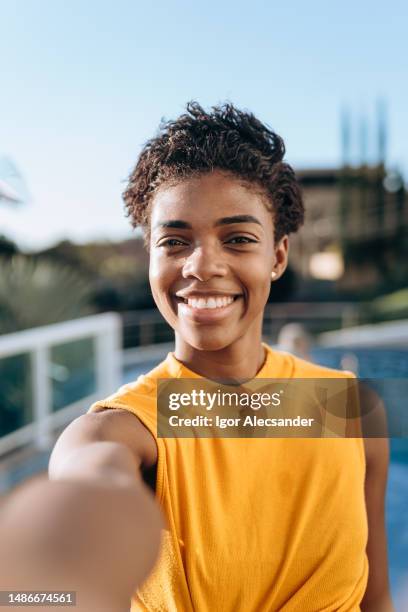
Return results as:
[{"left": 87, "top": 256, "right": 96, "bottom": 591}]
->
[{"left": 89, "top": 343, "right": 368, "bottom": 611}]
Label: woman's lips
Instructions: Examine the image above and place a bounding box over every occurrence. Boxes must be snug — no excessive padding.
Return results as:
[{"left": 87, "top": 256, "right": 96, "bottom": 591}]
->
[{"left": 174, "top": 295, "right": 242, "bottom": 323}]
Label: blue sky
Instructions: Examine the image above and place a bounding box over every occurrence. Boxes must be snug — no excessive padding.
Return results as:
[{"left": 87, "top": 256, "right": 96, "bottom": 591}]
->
[{"left": 0, "top": 0, "right": 407, "bottom": 249}]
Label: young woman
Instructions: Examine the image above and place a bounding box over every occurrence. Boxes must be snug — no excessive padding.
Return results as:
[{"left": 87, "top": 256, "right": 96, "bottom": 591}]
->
[{"left": 6, "top": 103, "right": 392, "bottom": 611}]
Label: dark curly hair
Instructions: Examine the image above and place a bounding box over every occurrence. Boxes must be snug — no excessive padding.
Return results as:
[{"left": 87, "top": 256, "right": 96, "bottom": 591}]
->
[{"left": 123, "top": 102, "right": 304, "bottom": 249}]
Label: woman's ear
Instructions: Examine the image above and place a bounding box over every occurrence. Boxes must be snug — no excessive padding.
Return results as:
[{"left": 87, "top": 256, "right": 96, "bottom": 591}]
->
[{"left": 271, "top": 235, "right": 289, "bottom": 280}]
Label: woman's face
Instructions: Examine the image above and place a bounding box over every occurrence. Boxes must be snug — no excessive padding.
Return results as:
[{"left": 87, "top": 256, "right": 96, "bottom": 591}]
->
[{"left": 149, "top": 171, "right": 288, "bottom": 352}]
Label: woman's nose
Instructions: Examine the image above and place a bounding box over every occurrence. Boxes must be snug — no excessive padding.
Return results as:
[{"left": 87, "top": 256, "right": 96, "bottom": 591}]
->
[{"left": 182, "top": 245, "right": 228, "bottom": 281}]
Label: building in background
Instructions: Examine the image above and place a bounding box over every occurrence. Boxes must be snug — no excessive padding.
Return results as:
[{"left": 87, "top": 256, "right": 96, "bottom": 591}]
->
[{"left": 290, "top": 102, "right": 407, "bottom": 297}]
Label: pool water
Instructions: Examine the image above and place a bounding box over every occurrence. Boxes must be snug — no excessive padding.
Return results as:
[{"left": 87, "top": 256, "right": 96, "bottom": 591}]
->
[{"left": 311, "top": 347, "right": 408, "bottom": 378}]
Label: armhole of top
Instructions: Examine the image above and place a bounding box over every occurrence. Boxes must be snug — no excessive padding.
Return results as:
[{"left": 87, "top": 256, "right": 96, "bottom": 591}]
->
[{"left": 131, "top": 405, "right": 165, "bottom": 506}]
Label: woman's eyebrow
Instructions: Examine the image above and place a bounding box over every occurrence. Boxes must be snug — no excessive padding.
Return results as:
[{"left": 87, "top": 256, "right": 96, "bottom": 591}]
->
[
  {"left": 154, "top": 215, "right": 262, "bottom": 230},
  {"left": 154, "top": 220, "right": 191, "bottom": 230},
  {"left": 215, "top": 215, "right": 262, "bottom": 226}
]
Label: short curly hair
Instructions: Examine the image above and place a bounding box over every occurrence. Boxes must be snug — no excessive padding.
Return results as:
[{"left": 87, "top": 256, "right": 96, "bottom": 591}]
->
[{"left": 123, "top": 101, "right": 304, "bottom": 249}]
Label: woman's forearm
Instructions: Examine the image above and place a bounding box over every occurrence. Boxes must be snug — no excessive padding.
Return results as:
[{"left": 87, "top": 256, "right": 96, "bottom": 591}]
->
[{"left": 0, "top": 448, "right": 164, "bottom": 609}]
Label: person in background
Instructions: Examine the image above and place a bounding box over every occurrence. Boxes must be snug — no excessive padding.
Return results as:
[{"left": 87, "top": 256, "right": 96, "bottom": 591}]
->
[
  {"left": 276, "top": 322, "right": 313, "bottom": 361},
  {"left": 340, "top": 352, "right": 360, "bottom": 376}
]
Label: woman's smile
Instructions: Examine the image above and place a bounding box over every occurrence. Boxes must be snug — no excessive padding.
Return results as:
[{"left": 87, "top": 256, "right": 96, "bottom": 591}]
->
[{"left": 174, "top": 294, "right": 243, "bottom": 323}]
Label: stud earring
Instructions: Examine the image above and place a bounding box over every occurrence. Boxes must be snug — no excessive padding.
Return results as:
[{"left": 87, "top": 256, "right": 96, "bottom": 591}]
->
[{"left": 271, "top": 271, "right": 277, "bottom": 280}]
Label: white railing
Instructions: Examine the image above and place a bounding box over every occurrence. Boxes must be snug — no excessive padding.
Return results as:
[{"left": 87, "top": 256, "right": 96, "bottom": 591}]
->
[
  {"left": 318, "top": 319, "right": 408, "bottom": 348},
  {"left": 0, "top": 313, "right": 122, "bottom": 455}
]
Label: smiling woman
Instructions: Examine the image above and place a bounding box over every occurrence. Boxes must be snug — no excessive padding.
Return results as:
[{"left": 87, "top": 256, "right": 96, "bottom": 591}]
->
[{"left": 29, "top": 102, "right": 392, "bottom": 611}]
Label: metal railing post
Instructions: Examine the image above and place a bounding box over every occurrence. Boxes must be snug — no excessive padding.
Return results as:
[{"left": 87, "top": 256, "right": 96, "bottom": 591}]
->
[
  {"left": 32, "top": 345, "right": 52, "bottom": 450},
  {"left": 95, "top": 316, "right": 122, "bottom": 397}
]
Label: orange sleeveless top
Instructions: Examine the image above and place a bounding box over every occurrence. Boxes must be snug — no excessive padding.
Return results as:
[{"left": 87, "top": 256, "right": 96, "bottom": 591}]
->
[{"left": 89, "top": 344, "right": 368, "bottom": 611}]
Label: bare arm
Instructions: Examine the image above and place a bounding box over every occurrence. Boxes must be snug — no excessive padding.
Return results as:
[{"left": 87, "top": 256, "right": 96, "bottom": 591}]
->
[
  {"left": 0, "top": 410, "right": 163, "bottom": 611},
  {"left": 360, "top": 435, "right": 394, "bottom": 612}
]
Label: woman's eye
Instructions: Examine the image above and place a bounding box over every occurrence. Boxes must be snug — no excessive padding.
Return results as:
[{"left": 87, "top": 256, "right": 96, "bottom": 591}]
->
[
  {"left": 227, "top": 236, "right": 257, "bottom": 244},
  {"left": 160, "top": 239, "right": 187, "bottom": 247},
  {"left": 159, "top": 236, "right": 257, "bottom": 247}
]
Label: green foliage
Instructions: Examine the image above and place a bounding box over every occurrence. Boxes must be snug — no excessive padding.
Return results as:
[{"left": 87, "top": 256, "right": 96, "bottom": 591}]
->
[
  {"left": 0, "top": 255, "right": 96, "bottom": 334},
  {"left": 37, "top": 237, "right": 152, "bottom": 313},
  {"left": 0, "top": 234, "right": 19, "bottom": 256}
]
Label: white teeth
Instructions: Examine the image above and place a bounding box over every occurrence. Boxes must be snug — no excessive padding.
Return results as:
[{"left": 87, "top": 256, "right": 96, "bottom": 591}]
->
[
  {"left": 185, "top": 296, "right": 235, "bottom": 309},
  {"left": 205, "top": 298, "right": 217, "bottom": 309}
]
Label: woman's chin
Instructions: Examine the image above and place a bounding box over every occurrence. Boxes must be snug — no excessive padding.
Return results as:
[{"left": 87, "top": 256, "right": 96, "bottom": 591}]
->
[{"left": 180, "top": 331, "right": 235, "bottom": 353}]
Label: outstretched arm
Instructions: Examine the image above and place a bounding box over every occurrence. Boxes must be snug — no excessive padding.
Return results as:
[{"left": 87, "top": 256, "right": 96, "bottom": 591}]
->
[{"left": 0, "top": 410, "right": 163, "bottom": 611}]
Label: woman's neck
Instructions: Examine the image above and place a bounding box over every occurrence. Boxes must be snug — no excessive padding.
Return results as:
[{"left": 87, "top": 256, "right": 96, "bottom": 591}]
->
[{"left": 174, "top": 334, "right": 267, "bottom": 383}]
